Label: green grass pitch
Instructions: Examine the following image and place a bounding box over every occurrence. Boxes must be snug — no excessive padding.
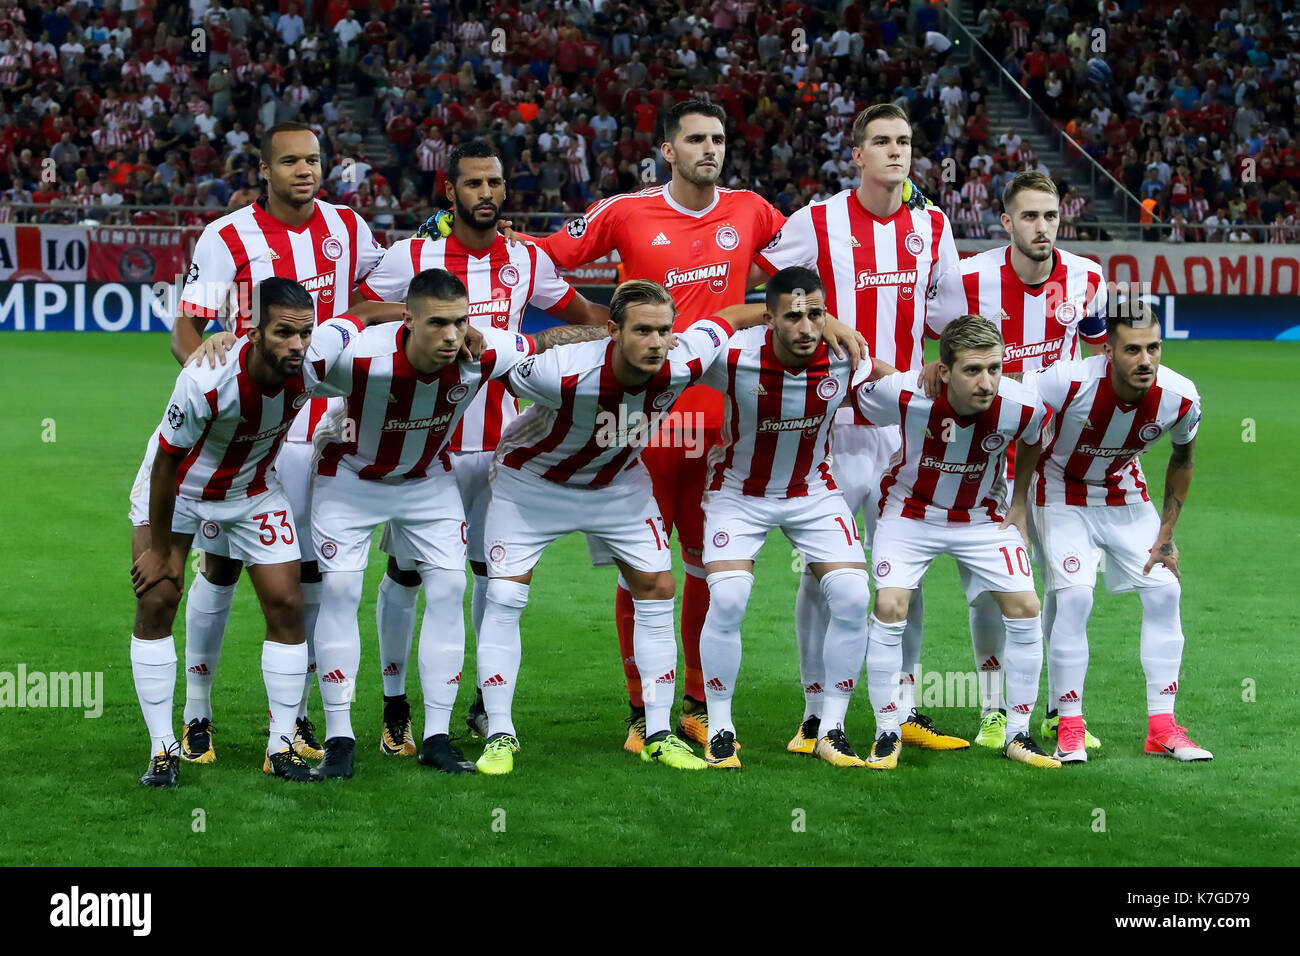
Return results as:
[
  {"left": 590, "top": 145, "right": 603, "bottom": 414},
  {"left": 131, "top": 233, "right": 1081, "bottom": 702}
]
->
[{"left": 1, "top": 335, "right": 1297, "bottom": 867}]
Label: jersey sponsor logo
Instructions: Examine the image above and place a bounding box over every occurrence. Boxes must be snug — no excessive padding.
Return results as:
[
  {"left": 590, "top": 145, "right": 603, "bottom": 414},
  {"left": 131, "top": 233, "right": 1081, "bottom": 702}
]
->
[
  {"left": 715, "top": 225, "right": 739, "bottom": 250},
  {"left": 565, "top": 216, "right": 587, "bottom": 238},
  {"left": 663, "top": 261, "right": 730, "bottom": 293},
  {"left": 854, "top": 269, "right": 918, "bottom": 293},
  {"left": 651, "top": 390, "right": 676, "bottom": 410},
  {"left": 446, "top": 383, "right": 471, "bottom": 403},
  {"left": 874, "top": 559, "right": 891, "bottom": 578},
  {"left": 321, "top": 235, "right": 344, "bottom": 261},
  {"left": 320, "top": 541, "right": 338, "bottom": 559},
  {"left": 300, "top": 271, "right": 337, "bottom": 303},
  {"left": 1138, "top": 422, "right": 1163, "bottom": 442},
  {"left": 980, "top": 433, "right": 1007, "bottom": 453},
  {"left": 488, "top": 542, "right": 506, "bottom": 564},
  {"left": 1056, "top": 301, "right": 1079, "bottom": 323},
  {"left": 712, "top": 531, "right": 730, "bottom": 548},
  {"left": 758, "top": 414, "right": 823, "bottom": 433},
  {"left": 816, "top": 377, "right": 840, "bottom": 401},
  {"left": 844, "top": 235, "right": 861, "bottom": 248},
  {"left": 1063, "top": 554, "right": 1081, "bottom": 573},
  {"left": 201, "top": 520, "right": 220, "bottom": 540},
  {"left": 498, "top": 263, "right": 521, "bottom": 287},
  {"left": 167, "top": 403, "right": 185, "bottom": 429},
  {"left": 750, "top": 383, "right": 767, "bottom": 396},
  {"left": 1076, "top": 443, "right": 1144, "bottom": 458},
  {"left": 919, "top": 455, "right": 986, "bottom": 475},
  {"left": 651, "top": 232, "right": 671, "bottom": 246},
  {"left": 904, "top": 232, "right": 925, "bottom": 256},
  {"left": 292, "top": 392, "right": 310, "bottom": 409},
  {"left": 467, "top": 300, "right": 511, "bottom": 316},
  {"left": 381, "top": 411, "right": 454, "bottom": 432},
  {"left": 235, "top": 419, "right": 294, "bottom": 443},
  {"left": 1004, "top": 337, "right": 1063, "bottom": 363}
]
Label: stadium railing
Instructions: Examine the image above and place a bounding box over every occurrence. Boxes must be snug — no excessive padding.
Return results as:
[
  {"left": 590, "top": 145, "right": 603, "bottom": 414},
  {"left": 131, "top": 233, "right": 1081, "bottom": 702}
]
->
[{"left": 945, "top": 13, "right": 1153, "bottom": 239}]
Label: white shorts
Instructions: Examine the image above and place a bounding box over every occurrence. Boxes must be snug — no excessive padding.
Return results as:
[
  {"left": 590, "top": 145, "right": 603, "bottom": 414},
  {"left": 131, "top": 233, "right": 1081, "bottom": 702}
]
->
[
  {"left": 128, "top": 429, "right": 160, "bottom": 527},
  {"left": 871, "top": 516, "right": 1036, "bottom": 602},
  {"left": 484, "top": 464, "right": 672, "bottom": 578},
  {"left": 1034, "top": 500, "right": 1178, "bottom": 593},
  {"left": 829, "top": 423, "right": 901, "bottom": 542},
  {"left": 172, "top": 486, "right": 301, "bottom": 565},
  {"left": 272, "top": 440, "right": 314, "bottom": 539},
  {"left": 312, "top": 467, "right": 467, "bottom": 573},
  {"left": 450, "top": 450, "right": 494, "bottom": 563},
  {"left": 703, "top": 489, "right": 867, "bottom": 565}
]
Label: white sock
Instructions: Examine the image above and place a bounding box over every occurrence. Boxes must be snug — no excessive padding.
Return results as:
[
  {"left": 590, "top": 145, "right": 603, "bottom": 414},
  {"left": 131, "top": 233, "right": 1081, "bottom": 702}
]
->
[
  {"left": 478, "top": 578, "right": 528, "bottom": 738},
  {"left": 298, "top": 579, "right": 320, "bottom": 720},
  {"left": 182, "top": 575, "right": 234, "bottom": 723},
  {"left": 1002, "top": 614, "right": 1044, "bottom": 741},
  {"left": 315, "top": 571, "right": 364, "bottom": 741},
  {"left": 131, "top": 635, "right": 177, "bottom": 757},
  {"left": 794, "top": 566, "right": 827, "bottom": 719},
  {"left": 819, "top": 568, "right": 871, "bottom": 735},
  {"left": 969, "top": 591, "right": 1005, "bottom": 716},
  {"left": 376, "top": 573, "right": 418, "bottom": 698},
  {"left": 262, "top": 640, "right": 308, "bottom": 754},
  {"left": 633, "top": 597, "right": 678, "bottom": 737},
  {"left": 1048, "top": 586, "right": 1093, "bottom": 718},
  {"left": 866, "top": 615, "right": 906, "bottom": 737},
  {"left": 417, "top": 567, "right": 467, "bottom": 740},
  {"left": 1042, "top": 587, "right": 1058, "bottom": 707},
  {"left": 898, "top": 589, "right": 923, "bottom": 714},
  {"left": 1139, "top": 582, "right": 1184, "bottom": 716},
  {"left": 470, "top": 573, "right": 489, "bottom": 639},
  {"left": 700, "top": 570, "right": 753, "bottom": 738}
]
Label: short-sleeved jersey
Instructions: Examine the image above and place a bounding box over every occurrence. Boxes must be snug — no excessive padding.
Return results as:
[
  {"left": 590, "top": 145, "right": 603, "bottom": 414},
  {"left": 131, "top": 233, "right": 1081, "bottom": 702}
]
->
[
  {"left": 314, "top": 325, "right": 534, "bottom": 483},
  {"left": 496, "top": 317, "right": 734, "bottom": 487},
  {"left": 533, "top": 185, "right": 785, "bottom": 328},
  {"left": 178, "top": 197, "right": 384, "bottom": 442},
  {"left": 755, "top": 189, "right": 966, "bottom": 425},
  {"left": 355, "top": 233, "right": 576, "bottom": 453},
  {"left": 1027, "top": 356, "right": 1201, "bottom": 507},
  {"left": 853, "top": 370, "right": 1044, "bottom": 524},
  {"left": 157, "top": 316, "right": 361, "bottom": 501},
  {"left": 960, "top": 246, "right": 1107, "bottom": 374},
  {"left": 699, "top": 326, "right": 868, "bottom": 498}
]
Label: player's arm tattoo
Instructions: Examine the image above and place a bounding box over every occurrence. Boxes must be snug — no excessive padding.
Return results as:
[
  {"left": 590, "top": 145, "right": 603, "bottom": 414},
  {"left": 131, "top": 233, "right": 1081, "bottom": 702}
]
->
[
  {"left": 1159, "top": 439, "right": 1195, "bottom": 535},
  {"left": 531, "top": 324, "right": 609, "bottom": 354}
]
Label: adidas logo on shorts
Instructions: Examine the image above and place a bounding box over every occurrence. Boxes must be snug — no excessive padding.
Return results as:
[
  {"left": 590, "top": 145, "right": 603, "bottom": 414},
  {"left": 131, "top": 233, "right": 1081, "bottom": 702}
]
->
[
  {"left": 1059, "top": 689, "right": 1080, "bottom": 703},
  {"left": 1159, "top": 682, "right": 1178, "bottom": 695},
  {"left": 706, "top": 677, "right": 726, "bottom": 692},
  {"left": 1011, "top": 703, "right": 1032, "bottom": 714},
  {"left": 655, "top": 670, "right": 675, "bottom": 685},
  {"left": 382, "top": 662, "right": 399, "bottom": 676},
  {"left": 980, "top": 656, "right": 1000, "bottom": 671},
  {"left": 482, "top": 674, "right": 507, "bottom": 688},
  {"left": 320, "top": 669, "right": 347, "bottom": 684},
  {"left": 835, "top": 678, "right": 855, "bottom": 692}
]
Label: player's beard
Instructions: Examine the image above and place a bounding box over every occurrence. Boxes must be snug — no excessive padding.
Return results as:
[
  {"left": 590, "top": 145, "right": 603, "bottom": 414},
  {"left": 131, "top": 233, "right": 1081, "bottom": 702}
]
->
[
  {"left": 260, "top": 342, "right": 301, "bottom": 380},
  {"left": 1014, "top": 232, "right": 1054, "bottom": 262},
  {"left": 677, "top": 158, "right": 722, "bottom": 188},
  {"left": 273, "top": 177, "right": 319, "bottom": 210},
  {"left": 455, "top": 194, "right": 501, "bottom": 233}
]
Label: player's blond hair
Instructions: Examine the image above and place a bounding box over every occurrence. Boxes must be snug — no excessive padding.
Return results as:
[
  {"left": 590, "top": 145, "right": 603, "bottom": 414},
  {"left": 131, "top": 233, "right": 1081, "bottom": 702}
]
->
[
  {"left": 609, "top": 279, "right": 677, "bottom": 327},
  {"left": 1001, "top": 171, "right": 1059, "bottom": 212},
  {"left": 939, "top": 314, "right": 1004, "bottom": 368},
  {"left": 851, "top": 103, "right": 910, "bottom": 149}
]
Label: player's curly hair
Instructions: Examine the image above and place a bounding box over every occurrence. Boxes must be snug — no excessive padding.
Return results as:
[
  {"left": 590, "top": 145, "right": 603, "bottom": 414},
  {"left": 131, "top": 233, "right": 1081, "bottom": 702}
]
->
[
  {"left": 609, "top": 279, "right": 677, "bottom": 327},
  {"left": 939, "top": 314, "right": 1004, "bottom": 368}
]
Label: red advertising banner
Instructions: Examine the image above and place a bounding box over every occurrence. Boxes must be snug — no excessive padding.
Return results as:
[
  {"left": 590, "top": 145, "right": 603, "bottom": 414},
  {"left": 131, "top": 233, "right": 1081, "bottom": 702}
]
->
[{"left": 87, "top": 227, "right": 190, "bottom": 284}]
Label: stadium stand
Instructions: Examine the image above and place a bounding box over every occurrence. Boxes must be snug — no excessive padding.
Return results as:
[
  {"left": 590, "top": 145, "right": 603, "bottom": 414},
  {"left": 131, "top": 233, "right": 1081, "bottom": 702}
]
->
[{"left": 0, "top": 0, "right": 1297, "bottom": 243}]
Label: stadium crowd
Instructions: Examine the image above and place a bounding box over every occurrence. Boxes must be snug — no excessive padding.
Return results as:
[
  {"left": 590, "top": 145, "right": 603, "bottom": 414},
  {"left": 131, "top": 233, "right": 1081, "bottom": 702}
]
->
[{"left": 1, "top": 0, "right": 1298, "bottom": 243}]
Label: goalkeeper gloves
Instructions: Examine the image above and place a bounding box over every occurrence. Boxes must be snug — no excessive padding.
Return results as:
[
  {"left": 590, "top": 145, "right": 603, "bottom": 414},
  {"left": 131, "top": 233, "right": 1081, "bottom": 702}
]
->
[
  {"left": 902, "top": 177, "right": 934, "bottom": 210},
  {"left": 414, "top": 208, "right": 454, "bottom": 239}
]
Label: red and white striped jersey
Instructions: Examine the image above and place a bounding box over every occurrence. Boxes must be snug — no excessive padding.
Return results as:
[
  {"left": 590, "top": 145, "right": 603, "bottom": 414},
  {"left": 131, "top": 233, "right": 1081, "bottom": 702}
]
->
[
  {"left": 961, "top": 246, "right": 1107, "bottom": 374},
  {"left": 700, "top": 326, "right": 867, "bottom": 498},
  {"left": 497, "top": 317, "right": 734, "bottom": 488},
  {"left": 853, "top": 370, "right": 1045, "bottom": 524},
  {"left": 156, "top": 316, "right": 361, "bottom": 501},
  {"left": 953, "top": 204, "right": 985, "bottom": 239},
  {"left": 754, "top": 189, "right": 966, "bottom": 424},
  {"left": 355, "top": 233, "right": 576, "bottom": 453},
  {"left": 178, "top": 197, "right": 384, "bottom": 441},
  {"left": 1058, "top": 195, "right": 1086, "bottom": 239},
  {"left": 314, "top": 325, "right": 535, "bottom": 482},
  {"left": 1028, "top": 355, "right": 1201, "bottom": 507}
]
